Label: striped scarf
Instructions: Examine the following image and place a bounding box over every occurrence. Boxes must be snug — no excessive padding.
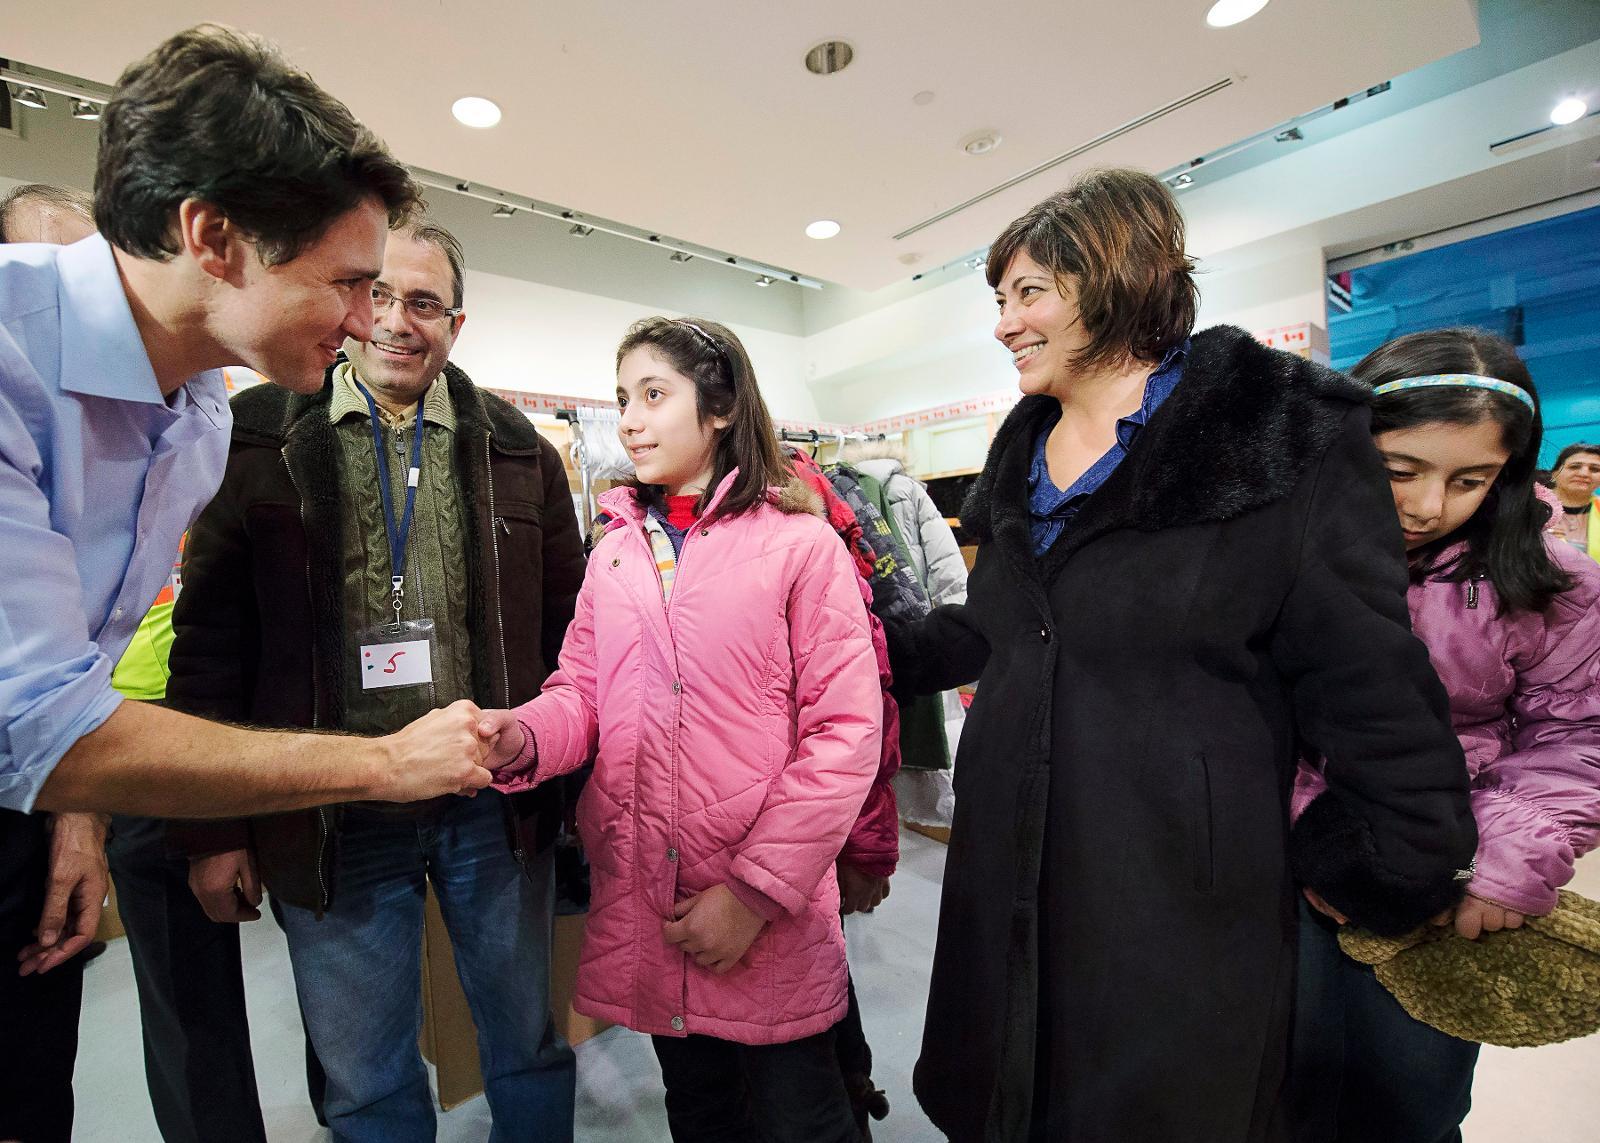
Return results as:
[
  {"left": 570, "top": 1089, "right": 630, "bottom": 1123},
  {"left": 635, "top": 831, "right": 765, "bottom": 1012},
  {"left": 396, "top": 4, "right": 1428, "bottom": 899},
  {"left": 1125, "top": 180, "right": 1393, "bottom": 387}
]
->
[{"left": 642, "top": 513, "right": 680, "bottom": 602}]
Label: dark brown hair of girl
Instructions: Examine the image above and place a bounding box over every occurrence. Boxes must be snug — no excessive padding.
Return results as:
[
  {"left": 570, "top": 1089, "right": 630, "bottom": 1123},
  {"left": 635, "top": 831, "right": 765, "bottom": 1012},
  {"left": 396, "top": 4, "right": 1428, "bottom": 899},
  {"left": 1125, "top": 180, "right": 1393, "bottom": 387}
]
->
[
  {"left": 614, "top": 317, "right": 785, "bottom": 519},
  {"left": 1356, "top": 326, "right": 1571, "bottom": 614},
  {"left": 987, "top": 168, "right": 1197, "bottom": 375}
]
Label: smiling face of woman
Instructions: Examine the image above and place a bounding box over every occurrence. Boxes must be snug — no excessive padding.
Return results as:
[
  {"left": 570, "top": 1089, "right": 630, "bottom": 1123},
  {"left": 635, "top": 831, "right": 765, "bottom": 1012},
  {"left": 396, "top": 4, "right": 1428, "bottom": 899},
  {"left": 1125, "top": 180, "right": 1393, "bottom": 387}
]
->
[
  {"left": 1374, "top": 417, "right": 1511, "bottom": 550},
  {"left": 991, "top": 251, "right": 1098, "bottom": 399}
]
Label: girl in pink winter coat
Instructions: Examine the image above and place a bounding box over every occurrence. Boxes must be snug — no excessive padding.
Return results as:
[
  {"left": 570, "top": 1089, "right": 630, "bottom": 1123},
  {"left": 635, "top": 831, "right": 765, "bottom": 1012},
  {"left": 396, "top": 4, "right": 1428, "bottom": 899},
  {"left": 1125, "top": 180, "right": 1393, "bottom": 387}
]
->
[
  {"left": 478, "top": 317, "right": 881, "bottom": 1143},
  {"left": 1289, "top": 328, "right": 1600, "bottom": 1143}
]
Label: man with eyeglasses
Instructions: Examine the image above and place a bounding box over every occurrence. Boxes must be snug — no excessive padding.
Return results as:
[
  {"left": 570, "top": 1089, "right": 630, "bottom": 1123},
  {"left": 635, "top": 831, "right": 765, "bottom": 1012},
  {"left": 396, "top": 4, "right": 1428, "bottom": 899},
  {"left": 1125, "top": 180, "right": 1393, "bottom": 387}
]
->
[{"left": 164, "top": 216, "right": 584, "bottom": 1139}]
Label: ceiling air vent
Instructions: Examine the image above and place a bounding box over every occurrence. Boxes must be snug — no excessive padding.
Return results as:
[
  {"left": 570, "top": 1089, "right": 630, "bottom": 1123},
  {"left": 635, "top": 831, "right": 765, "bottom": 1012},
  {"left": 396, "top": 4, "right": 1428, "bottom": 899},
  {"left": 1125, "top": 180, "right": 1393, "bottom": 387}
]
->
[{"left": 894, "top": 76, "right": 1235, "bottom": 241}]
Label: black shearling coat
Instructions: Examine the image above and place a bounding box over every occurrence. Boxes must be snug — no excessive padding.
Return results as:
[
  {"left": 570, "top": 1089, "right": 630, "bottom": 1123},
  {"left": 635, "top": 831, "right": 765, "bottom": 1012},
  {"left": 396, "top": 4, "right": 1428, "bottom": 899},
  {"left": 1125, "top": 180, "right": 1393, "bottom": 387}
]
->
[{"left": 892, "top": 326, "right": 1476, "bottom": 1142}]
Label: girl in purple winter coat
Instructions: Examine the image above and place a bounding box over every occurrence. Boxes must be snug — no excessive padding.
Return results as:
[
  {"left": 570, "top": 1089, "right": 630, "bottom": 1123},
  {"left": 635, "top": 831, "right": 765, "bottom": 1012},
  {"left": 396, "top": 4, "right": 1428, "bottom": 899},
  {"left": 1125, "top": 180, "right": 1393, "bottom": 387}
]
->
[{"left": 1288, "top": 327, "right": 1600, "bottom": 1143}]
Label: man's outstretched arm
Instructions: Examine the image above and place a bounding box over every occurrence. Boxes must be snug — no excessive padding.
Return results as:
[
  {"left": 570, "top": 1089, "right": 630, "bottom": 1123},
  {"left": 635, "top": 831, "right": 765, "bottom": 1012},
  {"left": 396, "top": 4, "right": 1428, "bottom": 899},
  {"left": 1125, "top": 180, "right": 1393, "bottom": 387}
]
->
[{"left": 33, "top": 698, "right": 491, "bottom": 817}]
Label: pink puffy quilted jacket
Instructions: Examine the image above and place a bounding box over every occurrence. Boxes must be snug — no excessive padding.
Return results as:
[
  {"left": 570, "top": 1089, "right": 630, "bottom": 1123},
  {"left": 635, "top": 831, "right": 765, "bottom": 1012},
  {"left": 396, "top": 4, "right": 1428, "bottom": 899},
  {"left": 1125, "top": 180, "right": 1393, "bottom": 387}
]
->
[{"left": 493, "top": 472, "right": 882, "bottom": 1044}]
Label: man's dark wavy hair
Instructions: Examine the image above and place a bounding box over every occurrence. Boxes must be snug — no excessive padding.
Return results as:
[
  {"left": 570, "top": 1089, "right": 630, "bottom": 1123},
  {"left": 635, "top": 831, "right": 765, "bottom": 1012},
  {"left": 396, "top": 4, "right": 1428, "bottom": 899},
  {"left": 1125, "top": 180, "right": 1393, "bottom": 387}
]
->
[{"left": 95, "top": 24, "right": 417, "bottom": 265}]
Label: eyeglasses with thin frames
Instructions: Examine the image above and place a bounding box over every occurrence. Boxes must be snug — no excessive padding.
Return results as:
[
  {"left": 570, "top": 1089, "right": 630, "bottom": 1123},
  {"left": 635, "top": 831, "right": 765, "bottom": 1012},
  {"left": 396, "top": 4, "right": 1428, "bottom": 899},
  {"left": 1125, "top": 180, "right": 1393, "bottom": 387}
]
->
[{"left": 371, "top": 284, "right": 462, "bottom": 323}]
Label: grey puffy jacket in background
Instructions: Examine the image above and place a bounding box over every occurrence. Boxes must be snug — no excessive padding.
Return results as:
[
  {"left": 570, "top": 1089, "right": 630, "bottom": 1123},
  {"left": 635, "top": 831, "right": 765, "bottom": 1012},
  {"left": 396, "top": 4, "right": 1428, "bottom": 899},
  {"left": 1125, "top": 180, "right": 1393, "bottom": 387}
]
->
[{"left": 850, "top": 453, "right": 968, "bottom": 606}]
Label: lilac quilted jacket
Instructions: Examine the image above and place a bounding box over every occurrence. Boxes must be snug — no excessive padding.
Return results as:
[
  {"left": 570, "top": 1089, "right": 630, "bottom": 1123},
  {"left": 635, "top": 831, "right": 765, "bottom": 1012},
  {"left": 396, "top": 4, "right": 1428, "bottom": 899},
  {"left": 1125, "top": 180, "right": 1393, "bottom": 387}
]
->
[{"left": 1295, "top": 538, "right": 1600, "bottom": 916}]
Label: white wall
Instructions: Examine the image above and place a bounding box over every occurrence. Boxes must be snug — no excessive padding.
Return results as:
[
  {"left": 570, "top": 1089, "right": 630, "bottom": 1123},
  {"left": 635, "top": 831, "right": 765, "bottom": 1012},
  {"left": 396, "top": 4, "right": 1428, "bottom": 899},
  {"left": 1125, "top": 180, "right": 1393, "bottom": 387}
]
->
[
  {"left": 1194, "top": 246, "right": 1329, "bottom": 335},
  {"left": 449, "top": 266, "right": 817, "bottom": 421},
  {"left": 803, "top": 244, "right": 1331, "bottom": 426}
]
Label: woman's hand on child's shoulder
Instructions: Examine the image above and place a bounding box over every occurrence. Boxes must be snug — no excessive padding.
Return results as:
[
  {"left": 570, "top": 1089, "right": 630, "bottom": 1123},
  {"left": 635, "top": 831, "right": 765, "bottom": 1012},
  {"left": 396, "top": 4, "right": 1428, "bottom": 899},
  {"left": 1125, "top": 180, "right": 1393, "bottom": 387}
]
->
[
  {"left": 475, "top": 709, "right": 528, "bottom": 772},
  {"left": 663, "top": 884, "right": 767, "bottom": 974}
]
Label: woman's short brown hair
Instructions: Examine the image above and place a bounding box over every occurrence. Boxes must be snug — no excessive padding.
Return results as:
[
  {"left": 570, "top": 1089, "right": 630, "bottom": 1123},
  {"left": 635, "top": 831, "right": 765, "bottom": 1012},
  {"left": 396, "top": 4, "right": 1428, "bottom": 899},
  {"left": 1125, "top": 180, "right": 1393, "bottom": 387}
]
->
[{"left": 987, "top": 168, "right": 1197, "bottom": 374}]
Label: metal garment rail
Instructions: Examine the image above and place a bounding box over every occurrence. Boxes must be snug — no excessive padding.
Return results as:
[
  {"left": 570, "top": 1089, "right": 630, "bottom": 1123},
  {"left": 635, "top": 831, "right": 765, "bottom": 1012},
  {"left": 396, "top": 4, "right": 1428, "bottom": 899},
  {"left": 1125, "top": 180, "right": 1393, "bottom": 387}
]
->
[{"left": 556, "top": 411, "right": 889, "bottom": 530}]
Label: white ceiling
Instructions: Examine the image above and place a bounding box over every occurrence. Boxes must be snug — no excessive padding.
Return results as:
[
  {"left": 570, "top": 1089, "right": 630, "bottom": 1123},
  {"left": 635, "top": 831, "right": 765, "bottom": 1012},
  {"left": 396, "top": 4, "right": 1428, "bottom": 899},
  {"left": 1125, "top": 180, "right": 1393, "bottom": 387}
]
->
[{"left": 4, "top": 1, "right": 1481, "bottom": 289}]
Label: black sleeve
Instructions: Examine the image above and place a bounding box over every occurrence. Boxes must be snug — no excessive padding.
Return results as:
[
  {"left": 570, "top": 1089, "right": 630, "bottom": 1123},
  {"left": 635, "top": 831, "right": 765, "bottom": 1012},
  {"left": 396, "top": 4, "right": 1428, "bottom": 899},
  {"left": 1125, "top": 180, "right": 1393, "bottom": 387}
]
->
[
  {"left": 1275, "top": 406, "right": 1477, "bottom": 935},
  {"left": 167, "top": 457, "right": 259, "bottom": 724},
  {"left": 537, "top": 436, "right": 586, "bottom": 675},
  {"left": 884, "top": 603, "right": 990, "bottom": 702},
  {"left": 165, "top": 453, "right": 258, "bottom": 857}
]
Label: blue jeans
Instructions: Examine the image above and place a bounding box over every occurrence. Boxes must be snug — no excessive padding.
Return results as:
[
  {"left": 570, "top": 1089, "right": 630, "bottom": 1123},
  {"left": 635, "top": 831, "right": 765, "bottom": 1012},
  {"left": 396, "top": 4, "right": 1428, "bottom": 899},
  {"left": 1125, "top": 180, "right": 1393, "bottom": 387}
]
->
[
  {"left": 1289, "top": 898, "right": 1481, "bottom": 1143},
  {"left": 275, "top": 792, "right": 575, "bottom": 1143}
]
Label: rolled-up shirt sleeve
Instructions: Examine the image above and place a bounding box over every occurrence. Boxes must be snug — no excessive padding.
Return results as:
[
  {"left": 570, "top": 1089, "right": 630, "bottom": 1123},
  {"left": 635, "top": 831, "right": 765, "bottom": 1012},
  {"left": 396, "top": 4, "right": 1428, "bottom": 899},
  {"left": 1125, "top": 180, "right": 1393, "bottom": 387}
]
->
[{"left": 0, "top": 414, "right": 123, "bottom": 812}]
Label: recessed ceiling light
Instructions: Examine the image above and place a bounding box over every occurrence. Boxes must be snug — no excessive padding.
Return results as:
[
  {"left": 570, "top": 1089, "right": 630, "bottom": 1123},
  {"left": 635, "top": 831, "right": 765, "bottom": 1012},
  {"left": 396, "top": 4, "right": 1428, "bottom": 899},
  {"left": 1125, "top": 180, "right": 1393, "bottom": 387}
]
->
[
  {"left": 70, "top": 99, "right": 101, "bottom": 121},
  {"left": 804, "top": 41, "right": 854, "bottom": 76},
  {"left": 960, "top": 130, "right": 1003, "bottom": 156},
  {"left": 1205, "top": 0, "right": 1270, "bottom": 28},
  {"left": 1551, "top": 97, "right": 1588, "bottom": 126},
  {"left": 805, "top": 220, "right": 841, "bottom": 240},
  {"left": 668, "top": 251, "right": 694, "bottom": 263},
  {"left": 754, "top": 275, "right": 774, "bottom": 288},
  {"left": 452, "top": 96, "right": 502, "bottom": 129},
  {"left": 12, "top": 86, "right": 48, "bottom": 110},
  {"left": 568, "top": 223, "right": 594, "bottom": 237}
]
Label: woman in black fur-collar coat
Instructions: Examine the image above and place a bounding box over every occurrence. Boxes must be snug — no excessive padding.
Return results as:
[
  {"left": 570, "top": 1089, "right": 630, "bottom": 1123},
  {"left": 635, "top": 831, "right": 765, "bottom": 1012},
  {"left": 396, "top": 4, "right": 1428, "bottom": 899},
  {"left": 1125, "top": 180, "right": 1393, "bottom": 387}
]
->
[{"left": 889, "top": 172, "right": 1476, "bottom": 1143}]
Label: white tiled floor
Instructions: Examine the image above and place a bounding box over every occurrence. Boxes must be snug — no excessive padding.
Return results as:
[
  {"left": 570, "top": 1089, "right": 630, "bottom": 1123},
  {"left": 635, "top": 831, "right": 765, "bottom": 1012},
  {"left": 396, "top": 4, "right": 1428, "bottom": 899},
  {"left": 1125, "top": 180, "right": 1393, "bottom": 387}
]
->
[{"left": 73, "top": 831, "right": 1600, "bottom": 1141}]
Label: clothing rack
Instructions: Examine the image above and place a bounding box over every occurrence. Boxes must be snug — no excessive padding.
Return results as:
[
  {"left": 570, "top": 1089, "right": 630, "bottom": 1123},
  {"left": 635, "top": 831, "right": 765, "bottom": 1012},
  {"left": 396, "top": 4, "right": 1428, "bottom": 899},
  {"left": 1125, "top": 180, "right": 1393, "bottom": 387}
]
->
[
  {"left": 777, "top": 428, "right": 887, "bottom": 450},
  {"left": 557, "top": 412, "right": 891, "bottom": 530}
]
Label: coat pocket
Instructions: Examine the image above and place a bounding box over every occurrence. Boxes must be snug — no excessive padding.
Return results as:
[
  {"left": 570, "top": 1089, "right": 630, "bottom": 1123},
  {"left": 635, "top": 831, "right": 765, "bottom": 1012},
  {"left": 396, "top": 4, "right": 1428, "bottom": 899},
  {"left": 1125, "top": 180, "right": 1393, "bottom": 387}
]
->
[{"left": 1186, "top": 752, "right": 1215, "bottom": 893}]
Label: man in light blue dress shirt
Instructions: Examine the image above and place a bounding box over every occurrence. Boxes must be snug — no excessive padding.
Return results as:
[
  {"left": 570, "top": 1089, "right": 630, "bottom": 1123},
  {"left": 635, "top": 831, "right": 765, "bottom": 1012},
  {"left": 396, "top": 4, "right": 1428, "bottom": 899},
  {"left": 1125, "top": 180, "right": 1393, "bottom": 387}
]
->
[{"left": 0, "top": 25, "right": 495, "bottom": 1141}]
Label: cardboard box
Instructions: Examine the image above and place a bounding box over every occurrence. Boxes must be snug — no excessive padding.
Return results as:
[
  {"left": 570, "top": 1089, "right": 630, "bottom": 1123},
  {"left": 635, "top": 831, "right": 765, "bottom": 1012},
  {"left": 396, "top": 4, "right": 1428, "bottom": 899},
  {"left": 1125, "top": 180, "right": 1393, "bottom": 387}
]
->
[{"left": 418, "top": 889, "right": 609, "bottom": 1111}]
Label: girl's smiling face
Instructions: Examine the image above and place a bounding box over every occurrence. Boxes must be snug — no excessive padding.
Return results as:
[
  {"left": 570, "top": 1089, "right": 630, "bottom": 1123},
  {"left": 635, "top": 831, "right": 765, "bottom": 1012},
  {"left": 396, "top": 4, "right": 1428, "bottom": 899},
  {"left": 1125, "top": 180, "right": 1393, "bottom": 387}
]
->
[
  {"left": 616, "top": 346, "right": 727, "bottom": 497},
  {"left": 1374, "top": 417, "right": 1511, "bottom": 549}
]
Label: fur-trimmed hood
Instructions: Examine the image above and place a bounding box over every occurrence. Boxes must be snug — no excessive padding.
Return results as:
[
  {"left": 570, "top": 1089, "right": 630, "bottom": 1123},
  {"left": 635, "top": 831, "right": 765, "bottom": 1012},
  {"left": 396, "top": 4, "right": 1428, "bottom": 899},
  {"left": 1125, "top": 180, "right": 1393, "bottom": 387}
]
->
[{"left": 961, "top": 325, "right": 1368, "bottom": 572}]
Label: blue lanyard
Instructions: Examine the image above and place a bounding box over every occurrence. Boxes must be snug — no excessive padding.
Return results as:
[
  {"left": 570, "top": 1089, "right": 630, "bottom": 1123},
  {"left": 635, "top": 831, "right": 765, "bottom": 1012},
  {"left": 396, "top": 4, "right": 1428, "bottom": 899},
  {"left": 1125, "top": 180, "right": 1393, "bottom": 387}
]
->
[{"left": 355, "top": 380, "right": 425, "bottom": 619}]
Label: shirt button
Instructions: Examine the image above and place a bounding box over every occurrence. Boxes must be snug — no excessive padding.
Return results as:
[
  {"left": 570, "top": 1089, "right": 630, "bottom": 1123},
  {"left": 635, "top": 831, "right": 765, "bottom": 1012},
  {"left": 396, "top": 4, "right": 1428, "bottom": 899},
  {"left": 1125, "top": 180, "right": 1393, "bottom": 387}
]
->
[
  {"left": 672, "top": 680, "right": 682, "bottom": 695},
  {"left": 670, "top": 1016, "right": 685, "bottom": 1032},
  {"left": 667, "top": 848, "right": 678, "bottom": 861},
  {"left": 611, "top": 558, "right": 620, "bottom": 567},
  {"left": 113, "top": 607, "right": 125, "bottom": 620},
  {"left": 1040, "top": 624, "right": 1053, "bottom": 643}
]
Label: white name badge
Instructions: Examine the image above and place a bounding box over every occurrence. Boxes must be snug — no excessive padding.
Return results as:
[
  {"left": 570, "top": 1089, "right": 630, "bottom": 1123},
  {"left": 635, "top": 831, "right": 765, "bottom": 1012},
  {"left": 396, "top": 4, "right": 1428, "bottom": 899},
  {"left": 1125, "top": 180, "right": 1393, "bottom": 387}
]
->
[{"left": 360, "top": 638, "right": 434, "bottom": 689}]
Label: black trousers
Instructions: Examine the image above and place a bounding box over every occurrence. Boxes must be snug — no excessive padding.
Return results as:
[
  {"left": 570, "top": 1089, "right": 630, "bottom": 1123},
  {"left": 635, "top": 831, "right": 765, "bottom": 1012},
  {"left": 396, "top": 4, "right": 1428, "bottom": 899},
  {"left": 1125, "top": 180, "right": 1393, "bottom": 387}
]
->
[
  {"left": 651, "top": 1026, "right": 859, "bottom": 1143},
  {"left": 106, "top": 815, "right": 271, "bottom": 1143},
  {"left": 1288, "top": 899, "right": 1481, "bottom": 1143},
  {"left": 0, "top": 809, "right": 83, "bottom": 1143}
]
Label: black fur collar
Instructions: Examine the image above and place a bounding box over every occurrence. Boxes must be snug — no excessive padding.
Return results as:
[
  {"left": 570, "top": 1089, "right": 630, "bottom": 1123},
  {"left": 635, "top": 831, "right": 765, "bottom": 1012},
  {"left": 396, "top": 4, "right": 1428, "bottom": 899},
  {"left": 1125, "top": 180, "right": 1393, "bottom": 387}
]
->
[{"left": 961, "top": 325, "right": 1367, "bottom": 577}]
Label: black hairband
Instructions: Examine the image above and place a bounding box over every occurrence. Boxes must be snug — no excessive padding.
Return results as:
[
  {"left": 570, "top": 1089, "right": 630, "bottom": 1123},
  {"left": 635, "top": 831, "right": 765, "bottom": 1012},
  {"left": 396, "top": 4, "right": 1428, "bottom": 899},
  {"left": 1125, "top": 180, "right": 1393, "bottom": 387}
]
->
[{"left": 675, "top": 320, "right": 732, "bottom": 380}]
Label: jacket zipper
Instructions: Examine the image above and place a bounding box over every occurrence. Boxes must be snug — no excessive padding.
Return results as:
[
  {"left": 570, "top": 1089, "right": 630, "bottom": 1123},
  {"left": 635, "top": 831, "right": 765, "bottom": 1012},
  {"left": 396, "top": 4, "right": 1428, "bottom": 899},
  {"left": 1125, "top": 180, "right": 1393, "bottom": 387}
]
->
[
  {"left": 283, "top": 450, "right": 332, "bottom": 912},
  {"left": 484, "top": 432, "right": 524, "bottom": 868},
  {"left": 1466, "top": 577, "right": 1480, "bottom": 610},
  {"left": 483, "top": 434, "right": 511, "bottom": 710},
  {"left": 631, "top": 515, "right": 692, "bottom": 991},
  {"left": 399, "top": 424, "right": 438, "bottom": 711}
]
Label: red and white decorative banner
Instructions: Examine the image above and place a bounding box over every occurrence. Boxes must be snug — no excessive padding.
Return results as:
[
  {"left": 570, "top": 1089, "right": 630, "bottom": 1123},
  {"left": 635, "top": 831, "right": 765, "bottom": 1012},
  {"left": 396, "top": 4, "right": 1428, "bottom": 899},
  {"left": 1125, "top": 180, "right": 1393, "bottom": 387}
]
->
[
  {"left": 1253, "top": 321, "right": 1329, "bottom": 363},
  {"left": 857, "top": 391, "right": 1020, "bottom": 437}
]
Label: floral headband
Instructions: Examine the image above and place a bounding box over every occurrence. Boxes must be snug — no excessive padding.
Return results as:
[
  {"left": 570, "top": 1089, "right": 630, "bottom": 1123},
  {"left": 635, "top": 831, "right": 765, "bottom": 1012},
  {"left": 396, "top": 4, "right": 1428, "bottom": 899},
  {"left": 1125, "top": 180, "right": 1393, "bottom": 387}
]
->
[{"left": 1370, "top": 373, "right": 1535, "bottom": 412}]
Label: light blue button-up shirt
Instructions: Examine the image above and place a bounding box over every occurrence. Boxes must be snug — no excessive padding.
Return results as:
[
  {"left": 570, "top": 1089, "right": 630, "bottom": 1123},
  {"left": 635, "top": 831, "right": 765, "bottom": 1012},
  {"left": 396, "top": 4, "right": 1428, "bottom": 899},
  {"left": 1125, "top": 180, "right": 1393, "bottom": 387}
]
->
[{"left": 0, "top": 234, "right": 231, "bottom": 811}]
